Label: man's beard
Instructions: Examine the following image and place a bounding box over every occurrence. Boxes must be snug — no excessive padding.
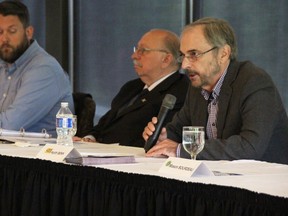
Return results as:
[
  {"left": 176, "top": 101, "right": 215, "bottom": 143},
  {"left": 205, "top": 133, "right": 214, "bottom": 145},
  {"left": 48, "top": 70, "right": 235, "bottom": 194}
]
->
[
  {"left": 0, "top": 37, "right": 30, "bottom": 64},
  {"left": 186, "top": 61, "right": 221, "bottom": 89}
]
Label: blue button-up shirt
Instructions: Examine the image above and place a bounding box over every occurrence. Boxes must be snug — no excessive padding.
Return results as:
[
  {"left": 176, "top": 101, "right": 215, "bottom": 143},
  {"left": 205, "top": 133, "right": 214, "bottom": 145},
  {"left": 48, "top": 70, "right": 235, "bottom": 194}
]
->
[{"left": 0, "top": 40, "right": 74, "bottom": 137}]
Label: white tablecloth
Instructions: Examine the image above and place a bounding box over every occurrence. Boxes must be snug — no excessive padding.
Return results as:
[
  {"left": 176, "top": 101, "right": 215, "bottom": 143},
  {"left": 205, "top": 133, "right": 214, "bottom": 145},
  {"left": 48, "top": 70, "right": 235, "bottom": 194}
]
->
[{"left": 0, "top": 142, "right": 287, "bottom": 198}]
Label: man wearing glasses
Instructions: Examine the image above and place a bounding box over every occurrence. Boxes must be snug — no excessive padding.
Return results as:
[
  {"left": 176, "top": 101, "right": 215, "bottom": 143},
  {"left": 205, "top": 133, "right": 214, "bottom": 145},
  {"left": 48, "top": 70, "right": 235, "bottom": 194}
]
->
[
  {"left": 74, "top": 29, "right": 190, "bottom": 147},
  {"left": 143, "top": 17, "right": 288, "bottom": 164}
]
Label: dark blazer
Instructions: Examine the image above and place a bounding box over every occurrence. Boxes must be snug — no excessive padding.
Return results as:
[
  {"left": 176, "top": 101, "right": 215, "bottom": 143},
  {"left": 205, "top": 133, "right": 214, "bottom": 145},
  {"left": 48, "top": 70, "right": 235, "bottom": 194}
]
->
[
  {"left": 88, "top": 71, "right": 190, "bottom": 147},
  {"left": 167, "top": 61, "right": 288, "bottom": 164}
]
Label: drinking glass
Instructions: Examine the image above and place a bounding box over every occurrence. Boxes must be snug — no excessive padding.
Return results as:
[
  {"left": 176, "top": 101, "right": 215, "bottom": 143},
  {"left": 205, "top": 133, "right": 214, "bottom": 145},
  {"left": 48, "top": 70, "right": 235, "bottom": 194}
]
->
[
  {"left": 182, "top": 126, "right": 205, "bottom": 160},
  {"left": 71, "top": 115, "right": 77, "bottom": 136}
]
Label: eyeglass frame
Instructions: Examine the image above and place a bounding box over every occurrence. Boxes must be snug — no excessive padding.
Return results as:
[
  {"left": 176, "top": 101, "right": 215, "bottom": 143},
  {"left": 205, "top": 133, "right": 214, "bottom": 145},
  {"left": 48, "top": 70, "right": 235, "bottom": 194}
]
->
[
  {"left": 177, "top": 46, "right": 218, "bottom": 63},
  {"left": 133, "top": 46, "right": 169, "bottom": 56}
]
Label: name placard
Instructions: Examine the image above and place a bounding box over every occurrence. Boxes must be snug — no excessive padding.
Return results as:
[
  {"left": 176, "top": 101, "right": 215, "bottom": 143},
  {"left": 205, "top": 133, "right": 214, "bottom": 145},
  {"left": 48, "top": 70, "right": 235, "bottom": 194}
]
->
[
  {"left": 159, "top": 157, "right": 214, "bottom": 177},
  {"left": 36, "top": 144, "right": 81, "bottom": 162}
]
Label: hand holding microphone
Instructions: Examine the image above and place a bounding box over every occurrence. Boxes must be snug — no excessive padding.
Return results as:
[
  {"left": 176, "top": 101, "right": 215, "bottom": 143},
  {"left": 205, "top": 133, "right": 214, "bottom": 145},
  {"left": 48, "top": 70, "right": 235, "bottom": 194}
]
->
[
  {"left": 144, "top": 94, "right": 176, "bottom": 152},
  {"left": 143, "top": 117, "right": 167, "bottom": 142}
]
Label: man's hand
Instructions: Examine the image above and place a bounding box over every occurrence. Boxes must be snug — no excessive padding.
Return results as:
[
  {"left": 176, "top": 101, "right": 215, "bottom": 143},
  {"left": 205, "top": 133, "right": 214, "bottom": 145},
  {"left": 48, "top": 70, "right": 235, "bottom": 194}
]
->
[
  {"left": 146, "top": 139, "right": 178, "bottom": 158},
  {"left": 81, "top": 137, "right": 96, "bottom": 142},
  {"left": 72, "top": 136, "right": 96, "bottom": 142},
  {"left": 143, "top": 117, "right": 178, "bottom": 158},
  {"left": 142, "top": 117, "right": 167, "bottom": 142},
  {"left": 73, "top": 136, "right": 82, "bottom": 141}
]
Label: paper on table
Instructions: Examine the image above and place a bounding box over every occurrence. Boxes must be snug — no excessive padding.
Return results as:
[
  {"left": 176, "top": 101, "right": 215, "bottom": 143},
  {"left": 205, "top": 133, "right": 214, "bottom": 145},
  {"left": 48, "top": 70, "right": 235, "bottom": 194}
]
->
[
  {"left": 73, "top": 140, "right": 119, "bottom": 145},
  {"left": 81, "top": 152, "right": 132, "bottom": 157},
  {"left": 14, "top": 142, "right": 47, "bottom": 147}
]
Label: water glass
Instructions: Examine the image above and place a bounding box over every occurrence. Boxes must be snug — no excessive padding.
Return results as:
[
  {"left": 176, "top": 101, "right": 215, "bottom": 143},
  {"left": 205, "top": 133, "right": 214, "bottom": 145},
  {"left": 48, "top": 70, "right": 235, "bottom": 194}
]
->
[
  {"left": 71, "top": 115, "right": 77, "bottom": 136},
  {"left": 182, "top": 126, "right": 205, "bottom": 160}
]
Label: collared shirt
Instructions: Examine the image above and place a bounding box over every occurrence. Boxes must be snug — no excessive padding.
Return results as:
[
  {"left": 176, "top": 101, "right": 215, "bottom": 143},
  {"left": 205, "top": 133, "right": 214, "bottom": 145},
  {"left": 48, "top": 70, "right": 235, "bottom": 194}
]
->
[
  {"left": 85, "top": 71, "right": 178, "bottom": 141},
  {"left": 0, "top": 40, "right": 73, "bottom": 137},
  {"left": 176, "top": 66, "right": 229, "bottom": 157},
  {"left": 202, "top": 67, "right": 228, "bottom": 139},
  {"left": 144, "top": 71, "right": 177, "bottom": 91}
]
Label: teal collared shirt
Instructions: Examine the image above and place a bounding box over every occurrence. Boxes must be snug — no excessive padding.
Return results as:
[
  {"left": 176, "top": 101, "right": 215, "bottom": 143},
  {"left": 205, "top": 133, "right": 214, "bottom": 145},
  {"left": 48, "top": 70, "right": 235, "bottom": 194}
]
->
[{"left": 0, "top": 40, "right": 74, "bottom": 137}]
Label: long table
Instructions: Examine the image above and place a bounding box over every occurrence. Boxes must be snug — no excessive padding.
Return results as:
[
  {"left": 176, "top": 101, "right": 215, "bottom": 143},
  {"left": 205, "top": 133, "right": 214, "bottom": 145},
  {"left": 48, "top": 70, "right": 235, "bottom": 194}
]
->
[{"left": 0, "top": 142, "right": 287, "bottom": 216}]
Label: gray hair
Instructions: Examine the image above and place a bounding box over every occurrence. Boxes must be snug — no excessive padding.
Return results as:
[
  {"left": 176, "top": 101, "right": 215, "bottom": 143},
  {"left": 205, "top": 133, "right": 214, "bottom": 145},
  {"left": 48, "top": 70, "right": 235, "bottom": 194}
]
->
[{"left": 183, "top": 17, "right": 238, "bottom": 60}]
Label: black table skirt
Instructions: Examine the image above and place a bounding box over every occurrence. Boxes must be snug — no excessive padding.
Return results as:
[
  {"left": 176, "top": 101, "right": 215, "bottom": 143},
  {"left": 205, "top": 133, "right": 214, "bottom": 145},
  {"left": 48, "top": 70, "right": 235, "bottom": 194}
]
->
[{"left": 0, "top": 155, "right": 287, "bottom": 216}]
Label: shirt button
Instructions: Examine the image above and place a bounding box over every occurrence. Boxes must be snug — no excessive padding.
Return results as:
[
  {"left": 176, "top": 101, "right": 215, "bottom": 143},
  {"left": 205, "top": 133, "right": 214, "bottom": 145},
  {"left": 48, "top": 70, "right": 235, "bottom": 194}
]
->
[
  {"left": 212, "top": 123, "right": 216, "bottom": 126},
  {"left": 8, "top": 76, "right": 11, "bottom": 80},
  {"left": 3, "top": 93, "right": 7, "bottom": 97}
]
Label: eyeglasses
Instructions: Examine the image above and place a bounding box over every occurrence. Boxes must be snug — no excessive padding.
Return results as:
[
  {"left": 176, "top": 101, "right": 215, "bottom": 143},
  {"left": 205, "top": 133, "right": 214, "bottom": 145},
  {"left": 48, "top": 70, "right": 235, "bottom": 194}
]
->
[
  {"left": 133, "top": 46, "right": 169, "bottom": 56},
  {"left": 177, "top": 46, "right": 218, "bottom": 63}
]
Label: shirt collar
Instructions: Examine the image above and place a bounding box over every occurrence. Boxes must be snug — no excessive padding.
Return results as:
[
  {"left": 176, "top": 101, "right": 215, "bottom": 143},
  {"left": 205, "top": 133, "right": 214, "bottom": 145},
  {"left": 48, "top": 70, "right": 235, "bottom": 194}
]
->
[
  {"left": 0, "top": 40, "right": 38, "bottom": 72},
  {"left": 201, "top": 64, "right": 229, "bottom": 101},
  {"left": 145, "top": 71, "right": 177, "bottom": 91}
]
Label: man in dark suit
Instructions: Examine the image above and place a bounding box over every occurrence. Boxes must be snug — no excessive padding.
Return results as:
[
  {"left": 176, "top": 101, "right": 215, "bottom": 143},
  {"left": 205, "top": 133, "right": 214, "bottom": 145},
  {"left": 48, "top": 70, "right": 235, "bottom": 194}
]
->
[
  {"left": 143, "top": 18, "right": 288, "bottom": 164},
  {"left": 74, "top": 29, "right": 190, "bottom": 147}
]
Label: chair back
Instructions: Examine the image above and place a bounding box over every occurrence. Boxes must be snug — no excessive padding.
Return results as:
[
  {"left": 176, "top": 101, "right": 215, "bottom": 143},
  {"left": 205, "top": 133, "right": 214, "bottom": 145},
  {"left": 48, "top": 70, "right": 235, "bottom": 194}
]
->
[{"left": 73, "top": 92, "right": 96, "bottom": 137}]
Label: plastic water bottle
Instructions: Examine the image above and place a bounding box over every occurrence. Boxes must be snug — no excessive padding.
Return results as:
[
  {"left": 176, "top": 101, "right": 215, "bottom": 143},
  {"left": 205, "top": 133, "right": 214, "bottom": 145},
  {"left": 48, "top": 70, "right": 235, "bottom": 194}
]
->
[{"left": 56, "top": 102, "right": 73, "bottom": 146}]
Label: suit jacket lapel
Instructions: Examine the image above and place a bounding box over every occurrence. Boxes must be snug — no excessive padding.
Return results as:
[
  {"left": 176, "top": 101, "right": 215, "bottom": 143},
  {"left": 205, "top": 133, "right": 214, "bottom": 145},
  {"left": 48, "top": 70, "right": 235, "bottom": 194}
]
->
[
  {"left": 113, "top": 71, "right": 182, "bottom": 120},
  {"left": 116, "top": 95, "right": 148, "bottom": 118},
  {"left": 107, "top": 80, "right": 145, "bottom": 122},
  {"left": 216, "top": 61, "right": 239, "bottom": 137},
  {"left": 151, "top": 71, "right": 182, "bottom": 94}
]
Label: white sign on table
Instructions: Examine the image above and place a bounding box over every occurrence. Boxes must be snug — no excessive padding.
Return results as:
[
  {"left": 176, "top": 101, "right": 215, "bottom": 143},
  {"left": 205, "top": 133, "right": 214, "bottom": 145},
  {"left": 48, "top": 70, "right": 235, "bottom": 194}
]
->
[
  {"left": 36, "top": 144, "right": 81, "bottom": 162},
  {"left": 159, "top": 157, "right": 214, "bottom": 177}
]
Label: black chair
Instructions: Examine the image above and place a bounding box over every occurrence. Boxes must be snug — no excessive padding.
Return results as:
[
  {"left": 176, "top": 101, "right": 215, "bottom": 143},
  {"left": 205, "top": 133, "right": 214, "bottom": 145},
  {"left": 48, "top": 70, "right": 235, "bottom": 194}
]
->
[{"left": 72, "top": 92, "right": 96, "bottom": 137}]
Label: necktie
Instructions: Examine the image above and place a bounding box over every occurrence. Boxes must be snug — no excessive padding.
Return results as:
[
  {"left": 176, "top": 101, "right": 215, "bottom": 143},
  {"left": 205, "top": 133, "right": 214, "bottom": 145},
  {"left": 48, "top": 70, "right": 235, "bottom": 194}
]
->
[
  {"left": 116, "top": 89, "right": 149, "bottom": 117},
  {"left": 127, "top": 88, "right": 149, "bottom": 106}
]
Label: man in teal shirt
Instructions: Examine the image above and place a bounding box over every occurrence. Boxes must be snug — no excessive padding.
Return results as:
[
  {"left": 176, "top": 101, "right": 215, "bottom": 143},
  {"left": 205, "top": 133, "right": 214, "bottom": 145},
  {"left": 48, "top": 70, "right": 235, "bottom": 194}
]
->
[{"left": 0, "top": 1, "right": 73, "bottom": 137}]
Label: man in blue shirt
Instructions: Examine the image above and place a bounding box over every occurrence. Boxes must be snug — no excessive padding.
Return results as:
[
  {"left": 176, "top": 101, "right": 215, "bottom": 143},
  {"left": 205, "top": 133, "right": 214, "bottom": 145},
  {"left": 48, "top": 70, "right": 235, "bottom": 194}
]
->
[{"left": 0, "top": 1, "right": 73, "bottom": 137}]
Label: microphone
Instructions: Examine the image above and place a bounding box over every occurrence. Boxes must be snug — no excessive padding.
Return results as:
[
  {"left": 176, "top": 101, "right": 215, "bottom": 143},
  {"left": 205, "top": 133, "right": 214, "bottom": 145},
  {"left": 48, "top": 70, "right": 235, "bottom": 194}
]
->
[{"left": 144, "top": 94, "right": 177, "bottom": 152}]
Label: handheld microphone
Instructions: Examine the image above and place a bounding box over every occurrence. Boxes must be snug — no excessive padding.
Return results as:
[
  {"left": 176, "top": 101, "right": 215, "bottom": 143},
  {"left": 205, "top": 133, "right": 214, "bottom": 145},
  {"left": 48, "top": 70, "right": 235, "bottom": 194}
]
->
[{"left": 144, "top": 94, "right": 177, "bottom": 152}]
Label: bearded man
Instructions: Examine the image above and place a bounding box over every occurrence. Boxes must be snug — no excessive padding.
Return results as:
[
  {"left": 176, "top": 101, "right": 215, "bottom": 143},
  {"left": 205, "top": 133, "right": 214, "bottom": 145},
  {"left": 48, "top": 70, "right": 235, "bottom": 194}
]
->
[
  {"left": 143, "top": 17, "right": 288, "bottom": 164},
  {"left": 0, "top": 1, "right": 73, "bottom": 137}
]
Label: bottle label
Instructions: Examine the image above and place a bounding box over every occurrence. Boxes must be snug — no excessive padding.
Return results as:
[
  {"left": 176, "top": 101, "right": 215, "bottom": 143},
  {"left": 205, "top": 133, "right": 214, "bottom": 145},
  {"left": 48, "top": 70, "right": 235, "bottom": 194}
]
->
[{"left": 56, "top": 117, "right": 73, "bottom": 128}]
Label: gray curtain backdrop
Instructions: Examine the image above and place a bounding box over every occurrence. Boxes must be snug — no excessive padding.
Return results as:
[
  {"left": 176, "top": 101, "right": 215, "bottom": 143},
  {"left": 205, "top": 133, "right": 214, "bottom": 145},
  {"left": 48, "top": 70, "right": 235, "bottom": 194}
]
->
[
  {"left": 73, "top": 0, "right": 186, "bottom": 122},
  {"left": 203, "top": 0, "right": 288, "bottom": 114}
]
